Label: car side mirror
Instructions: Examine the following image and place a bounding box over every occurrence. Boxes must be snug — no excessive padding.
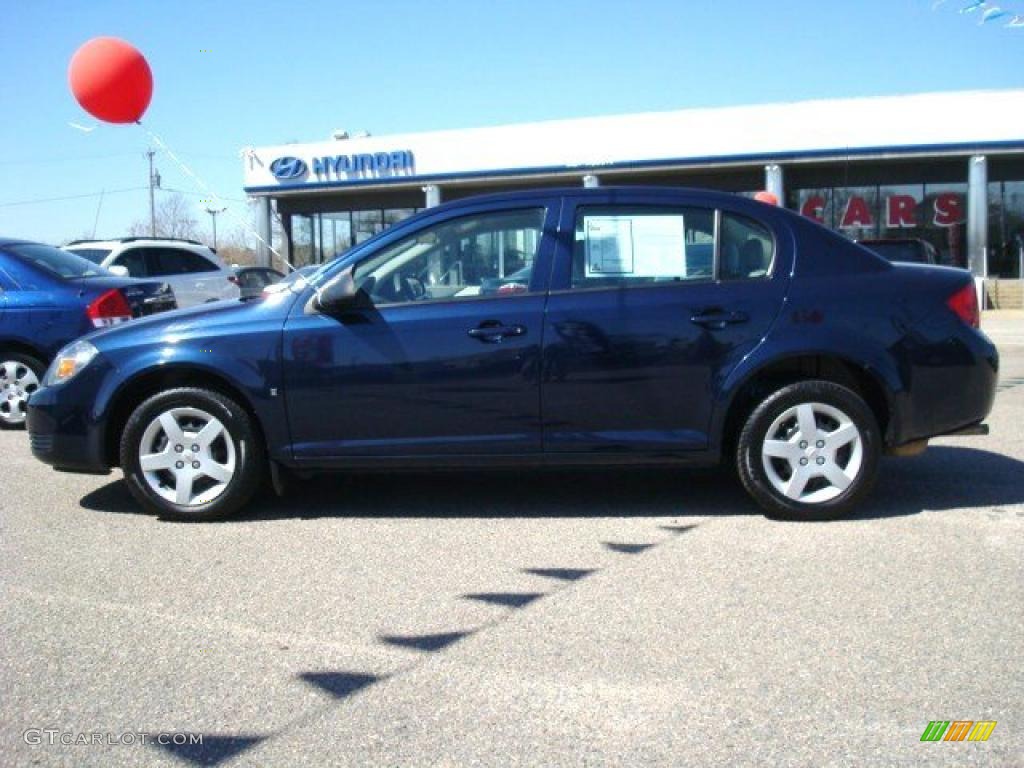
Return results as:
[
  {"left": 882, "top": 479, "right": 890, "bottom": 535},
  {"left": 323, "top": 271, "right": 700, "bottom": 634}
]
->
[
  {"left": 107, "top": 264, "right": 130, "bottom": 278},
  {"left": 311, "top": 266, "right": 371, "bottom": 313}
]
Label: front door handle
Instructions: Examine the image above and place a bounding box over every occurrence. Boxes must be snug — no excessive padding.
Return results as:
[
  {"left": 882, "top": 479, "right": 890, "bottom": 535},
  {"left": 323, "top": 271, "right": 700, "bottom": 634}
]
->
[
  {"left": 468, "top": 321, "right": 526, "bottom": 343},
  {"left": 690, "top": 309, "right": 750, "bottom": 330}
]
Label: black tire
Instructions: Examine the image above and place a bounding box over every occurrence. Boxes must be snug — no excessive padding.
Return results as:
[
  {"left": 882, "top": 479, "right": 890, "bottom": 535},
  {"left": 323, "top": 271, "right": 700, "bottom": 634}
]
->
[
  {"left": 120, "top": 387, "right": 265, "bottom": 521},
  {"left": 736, "top": 380, "right": 880, "bottom": 521},
  {"left": 0, "top": 351, "right": 46, "bottom": 430}
]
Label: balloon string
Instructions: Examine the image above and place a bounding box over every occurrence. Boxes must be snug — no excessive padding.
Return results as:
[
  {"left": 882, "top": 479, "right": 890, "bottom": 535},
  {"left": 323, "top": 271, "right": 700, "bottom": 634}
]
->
[{"left": 139, "top": 124, "right": 294, "bottom": 271}]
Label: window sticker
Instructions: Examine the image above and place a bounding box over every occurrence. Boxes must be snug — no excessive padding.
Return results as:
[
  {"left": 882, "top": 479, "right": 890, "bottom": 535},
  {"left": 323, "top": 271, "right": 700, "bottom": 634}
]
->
[{"left": 583, "top": 215, "right": 686, "bottom": 278}]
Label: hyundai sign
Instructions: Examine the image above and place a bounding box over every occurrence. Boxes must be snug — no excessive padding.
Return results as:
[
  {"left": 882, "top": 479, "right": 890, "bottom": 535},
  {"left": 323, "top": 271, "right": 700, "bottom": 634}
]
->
[
  {"left": 269, "top": 156, "right": 308, "bottom": 180},
  {"left": 268, "top": 150, "right": 414, "bottom": 183}
]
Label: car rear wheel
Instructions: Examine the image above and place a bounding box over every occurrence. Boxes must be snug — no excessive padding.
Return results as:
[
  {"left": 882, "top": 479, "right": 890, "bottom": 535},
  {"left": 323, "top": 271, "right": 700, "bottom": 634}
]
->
[
  {"left": 120, "top": 388, "right": 264, "bottom": 521},
  {"left": 737, "top": 380, "right": 880, "bottom": 521},
  {"left": 0, "top": 352, "right": 45, "bottom": 429}
]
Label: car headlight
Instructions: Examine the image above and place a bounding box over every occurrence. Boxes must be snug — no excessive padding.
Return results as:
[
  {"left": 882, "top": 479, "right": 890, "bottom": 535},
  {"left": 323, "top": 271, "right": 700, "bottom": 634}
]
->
[{"left": 45, "top": 340, "right": 99, "bottom": 386}]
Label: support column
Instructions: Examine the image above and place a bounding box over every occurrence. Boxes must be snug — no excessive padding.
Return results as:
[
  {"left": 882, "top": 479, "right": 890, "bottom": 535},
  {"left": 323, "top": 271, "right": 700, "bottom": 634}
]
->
[
  {"left": 967, "top": 155, "right": 988, "bottom": 278},
  {"left": 423, "top": 184, "right": 442, "bottom": 208},
  {"left": 256, "top": 196, "right": 272, "bottom": 268},
  {"left": 582, "top": 174, "right": 600, "bottom": 188},
  {"left": 764, "top": 164, "right": 784, "bottom": 206}
]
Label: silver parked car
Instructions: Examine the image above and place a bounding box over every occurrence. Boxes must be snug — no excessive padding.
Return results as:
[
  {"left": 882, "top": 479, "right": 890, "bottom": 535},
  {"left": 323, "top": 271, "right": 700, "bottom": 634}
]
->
[{"left": 64, "top": 237, "right": 240, "bottom": 307}]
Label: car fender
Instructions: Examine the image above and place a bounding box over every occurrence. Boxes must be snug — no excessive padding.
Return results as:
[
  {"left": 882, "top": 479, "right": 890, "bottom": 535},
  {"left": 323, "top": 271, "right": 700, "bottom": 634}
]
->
[
  {"left": 710, "top": 324, "right": 906, "bottom": 451},
  {"left": 94, "top": 342, "right": 290, "bottom": 463}
]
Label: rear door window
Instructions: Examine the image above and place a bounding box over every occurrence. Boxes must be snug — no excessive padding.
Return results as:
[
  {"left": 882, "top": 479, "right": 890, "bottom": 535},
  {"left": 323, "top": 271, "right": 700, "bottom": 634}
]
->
[
  {"left": 113, "top": 249, "right": 149, "bottom": 277},
  {"left": 571, "top": 206, "right": 715, "bottom": 288},
  {"left": 150, "top": 248, "right": 218, "bottom": 275}
]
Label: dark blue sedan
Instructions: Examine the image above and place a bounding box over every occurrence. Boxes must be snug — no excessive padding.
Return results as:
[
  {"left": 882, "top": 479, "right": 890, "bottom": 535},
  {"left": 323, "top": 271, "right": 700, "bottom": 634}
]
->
[
  {"left": 0, "top": 239, "right": 176, "bottom": 427},
  {"left": 26, "top": 188, "right": 997, "bottom": 521}
]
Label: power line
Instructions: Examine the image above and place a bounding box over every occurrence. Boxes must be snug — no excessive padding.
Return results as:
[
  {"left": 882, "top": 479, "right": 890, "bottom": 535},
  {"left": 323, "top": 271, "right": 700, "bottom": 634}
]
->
[
  {"left": 167, "top": 150, "right": 241, "bottom": 163},
  {"left": 0, "top": 186, "right": 148, "bottom": 208},
  {"left": 159, "top": 186, "right": 251, "bottom": 204}
]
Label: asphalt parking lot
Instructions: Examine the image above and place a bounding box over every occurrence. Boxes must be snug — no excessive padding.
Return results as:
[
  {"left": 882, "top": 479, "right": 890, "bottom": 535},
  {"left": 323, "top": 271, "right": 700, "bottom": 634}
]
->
[{"left": 2, "top": 322, "right": 1022, "bottom": 767}]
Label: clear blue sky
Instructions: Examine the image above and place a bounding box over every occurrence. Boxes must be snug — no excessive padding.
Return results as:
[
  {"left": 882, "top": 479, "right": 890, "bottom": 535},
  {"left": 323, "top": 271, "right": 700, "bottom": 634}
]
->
[{"left": 1, "top": 0, "right": 1022, "bottom": 245}]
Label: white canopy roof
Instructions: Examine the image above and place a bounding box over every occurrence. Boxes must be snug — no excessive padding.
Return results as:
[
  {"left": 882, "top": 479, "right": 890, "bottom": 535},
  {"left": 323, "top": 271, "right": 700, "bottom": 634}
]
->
[{"left": 243, "top": 89, "right": 1024, "bottom": 193}]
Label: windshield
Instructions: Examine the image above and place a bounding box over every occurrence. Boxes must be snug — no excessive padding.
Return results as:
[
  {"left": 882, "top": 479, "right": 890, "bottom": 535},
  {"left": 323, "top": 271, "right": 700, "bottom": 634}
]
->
[
  {"left": 6, "top": 243, "right": 111, "bottom": 278},
  {"left": 65, "top": 247, "right": 112, "bottom": 265}
]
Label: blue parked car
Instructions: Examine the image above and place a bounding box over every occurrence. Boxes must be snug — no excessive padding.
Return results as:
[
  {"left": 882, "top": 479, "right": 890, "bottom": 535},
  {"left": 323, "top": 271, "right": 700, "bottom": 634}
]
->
[
  {"left": 0, "top": 239, "right": 176, "bottom": 428},
  {"left": 26, "top": 188, "right": 997, "bottom": 521}
]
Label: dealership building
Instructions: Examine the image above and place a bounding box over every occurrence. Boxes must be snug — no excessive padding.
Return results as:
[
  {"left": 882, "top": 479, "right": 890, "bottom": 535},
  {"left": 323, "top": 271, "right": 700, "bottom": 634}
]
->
[{"left": 242, "top": 89, "right": 1024, "bottom": 292}]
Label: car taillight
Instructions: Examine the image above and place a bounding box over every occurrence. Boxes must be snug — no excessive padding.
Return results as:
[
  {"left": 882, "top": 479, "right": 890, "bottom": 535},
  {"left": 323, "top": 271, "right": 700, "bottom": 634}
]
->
[
  {"left": 86, "top": 288, "right": 133, "bottom": 328},
  {"left": 946, "top": 282, "right": 980, "bottom": 329}
]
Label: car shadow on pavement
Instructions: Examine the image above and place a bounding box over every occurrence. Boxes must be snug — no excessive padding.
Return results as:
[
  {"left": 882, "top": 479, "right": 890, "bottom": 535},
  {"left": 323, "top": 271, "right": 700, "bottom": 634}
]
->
[
  {"left": 80, "top": 465, "right": 753, "bottom": 521},
  {"left": 78, "top": 446, "right": 1024, "bottom": 523}
]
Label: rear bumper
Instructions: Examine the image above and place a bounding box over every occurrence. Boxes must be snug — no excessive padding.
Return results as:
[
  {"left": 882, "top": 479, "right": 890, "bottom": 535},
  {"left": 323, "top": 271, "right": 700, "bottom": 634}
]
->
[
  {"left": 941, "top": 422, "right": 989, "bottom": 437},
  {"left": 893, "top": 327, "right": 998, "bottom": 445}
]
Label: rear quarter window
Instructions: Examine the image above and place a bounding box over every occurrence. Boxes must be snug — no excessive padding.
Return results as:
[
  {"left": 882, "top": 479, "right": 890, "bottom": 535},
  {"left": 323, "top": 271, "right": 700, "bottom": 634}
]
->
[
  {"left": 720, "top": 213, "right": 774, "bottom": 280},
  {"left": 66, "top": 248, "right": 112, "bottom": 265}
]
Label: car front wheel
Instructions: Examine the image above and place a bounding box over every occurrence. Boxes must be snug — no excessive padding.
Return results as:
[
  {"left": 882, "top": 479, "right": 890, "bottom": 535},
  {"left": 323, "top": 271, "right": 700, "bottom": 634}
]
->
[
  {"left": 120, "top": 388, "right": 265, "bottom": 521},
  {"left": 737, "top": 380, "right": 880, "bottom": 521}
]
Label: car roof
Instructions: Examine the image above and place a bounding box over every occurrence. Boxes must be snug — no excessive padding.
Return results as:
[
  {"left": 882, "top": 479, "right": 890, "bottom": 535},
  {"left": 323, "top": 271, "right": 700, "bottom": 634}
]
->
[
  {"left": 858, "top": 238, "right": 925, "bottom": 244},
  {"left": 65, "top": 236, "right": 208, "bottom": 247},
  {"left": 432, "top": 186, "right": 765, "bottom": 208}
]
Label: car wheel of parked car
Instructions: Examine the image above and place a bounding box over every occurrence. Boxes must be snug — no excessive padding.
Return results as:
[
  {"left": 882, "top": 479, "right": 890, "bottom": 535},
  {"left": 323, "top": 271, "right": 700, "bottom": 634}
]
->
[
  {"left": 0, "top": 352, "right": 45, "bottom": 429},
  {"left": 737, "top": 380, "right": 880, "bottom": 521},
  {"left": 120, "top": 388, "right": 264, "bottom": 521}
]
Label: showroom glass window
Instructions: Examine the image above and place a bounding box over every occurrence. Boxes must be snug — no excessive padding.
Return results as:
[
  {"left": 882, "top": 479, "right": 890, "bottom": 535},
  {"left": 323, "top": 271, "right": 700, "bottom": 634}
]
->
[
  {"left": 287, "top": 208, "right": 420, "bottom": 266},
  {"left": 354, "top": 208, "right": 546, "bottom": 305},
  {"left": 790, "top": 183, "right": 968, "bottom": 267},
  {"left": 291, "top": 214, "right": 316, "bottom": 268},
  {"left": 989, "top": 181, "right": 1024, "bottom": 278}
]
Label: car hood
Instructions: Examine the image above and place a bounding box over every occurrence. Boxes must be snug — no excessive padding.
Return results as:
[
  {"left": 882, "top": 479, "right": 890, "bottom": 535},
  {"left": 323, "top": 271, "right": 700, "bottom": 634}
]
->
[{"left": 84, "top": 290, "right": 299, "bottom": 350}]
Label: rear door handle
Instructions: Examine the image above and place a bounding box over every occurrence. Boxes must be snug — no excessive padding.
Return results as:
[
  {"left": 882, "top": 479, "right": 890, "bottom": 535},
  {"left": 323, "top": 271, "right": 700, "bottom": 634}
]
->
[
  {"left": 468, "top": 322, "right": 526, "bottom": 343},
  {"left": 690, "top": 309, "right": 750, "bottom": 330}
]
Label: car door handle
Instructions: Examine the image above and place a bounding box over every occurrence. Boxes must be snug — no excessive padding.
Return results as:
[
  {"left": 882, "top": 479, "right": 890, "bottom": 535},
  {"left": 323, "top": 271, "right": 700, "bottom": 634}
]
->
[
  {"left": 468, "top": 322, "right": 526, "bottom": 343},
  {"left": 690, "top": 309, "right": 750, "bottom": 330}
]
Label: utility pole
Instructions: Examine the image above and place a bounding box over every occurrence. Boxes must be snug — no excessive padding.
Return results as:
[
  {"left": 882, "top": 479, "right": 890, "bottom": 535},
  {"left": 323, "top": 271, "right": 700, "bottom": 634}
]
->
[
  {"left": 146, "top": 149, "right": 159, "bottom": 237},
  {"left": 205, "top": 207, "right": 226, "bottom": 250}
]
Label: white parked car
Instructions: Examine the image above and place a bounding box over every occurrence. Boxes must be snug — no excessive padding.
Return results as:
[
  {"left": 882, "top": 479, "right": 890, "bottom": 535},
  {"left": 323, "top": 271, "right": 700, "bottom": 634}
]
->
[{"left": 64, "top": 238, "right": 240, "bottom": 307}]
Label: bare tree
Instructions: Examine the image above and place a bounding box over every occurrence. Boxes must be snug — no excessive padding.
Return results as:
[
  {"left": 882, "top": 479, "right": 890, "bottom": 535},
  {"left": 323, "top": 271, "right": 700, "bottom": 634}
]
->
[
  {"left": 215, "top": 225, "right": 258, "bottom": 267},
  {"left": 128, "top": 193, "right": 201, "bottom": 240}
]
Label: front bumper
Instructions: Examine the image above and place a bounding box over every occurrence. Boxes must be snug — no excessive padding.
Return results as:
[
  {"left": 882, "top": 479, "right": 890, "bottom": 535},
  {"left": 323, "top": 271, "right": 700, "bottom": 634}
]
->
[{"left": 26, "top": 363, "right": 113, "bottom": 475}]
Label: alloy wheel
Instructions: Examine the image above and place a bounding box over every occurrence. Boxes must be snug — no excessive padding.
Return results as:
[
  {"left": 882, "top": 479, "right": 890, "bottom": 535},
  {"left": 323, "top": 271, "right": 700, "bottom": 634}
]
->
[
  {"left": 0, "top": 360, "right": 41, "bottom": 426},
  {"left": 137, "top": 406, "right": 237, "bottom": 506},
  {"left": 760, "top": 401, "right": 864, "bottom": 504}
]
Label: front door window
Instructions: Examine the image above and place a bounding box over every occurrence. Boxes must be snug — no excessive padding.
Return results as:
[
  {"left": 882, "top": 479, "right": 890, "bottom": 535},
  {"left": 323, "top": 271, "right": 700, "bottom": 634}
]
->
[{"left": 354, "top": 208, "right": 546, "bottom": 305}]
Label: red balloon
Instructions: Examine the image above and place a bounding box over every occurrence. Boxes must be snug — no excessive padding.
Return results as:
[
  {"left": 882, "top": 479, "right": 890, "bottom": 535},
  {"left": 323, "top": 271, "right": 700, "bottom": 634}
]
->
[
  {"left": 754, "top": 190, "right": 779, "bottom": 206},
  {"left": 68, "top": 37, "right": 153, "bottom": 124}
]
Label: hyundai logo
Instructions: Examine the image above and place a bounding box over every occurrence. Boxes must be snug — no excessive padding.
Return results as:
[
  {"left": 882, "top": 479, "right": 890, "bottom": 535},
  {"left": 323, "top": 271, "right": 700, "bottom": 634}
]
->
[{"left": 269, "top": 156, "right": 308, "bottom": 180}]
